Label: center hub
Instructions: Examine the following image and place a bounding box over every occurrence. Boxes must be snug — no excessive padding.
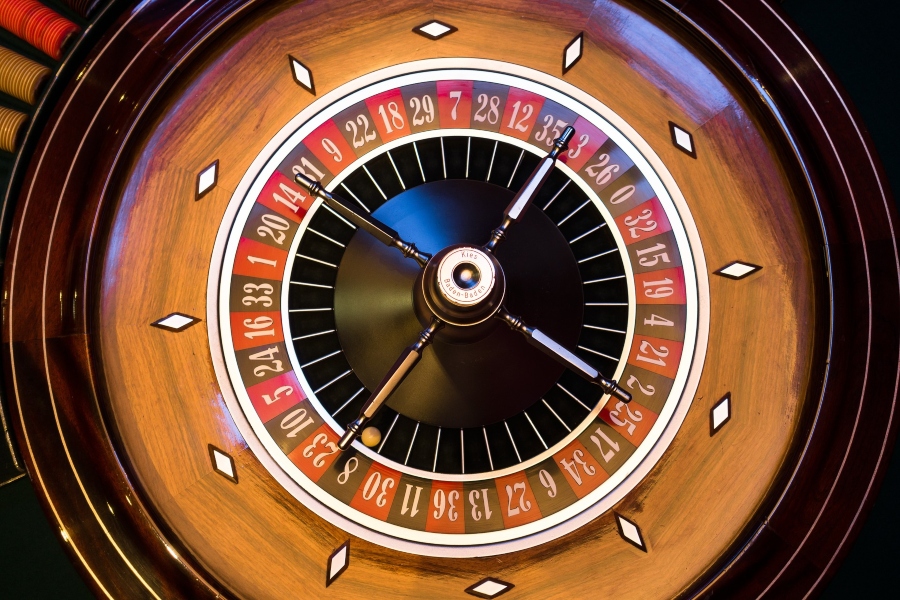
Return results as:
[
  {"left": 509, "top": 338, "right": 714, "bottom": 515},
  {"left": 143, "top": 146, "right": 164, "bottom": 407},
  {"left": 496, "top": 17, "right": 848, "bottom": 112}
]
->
[
  {"left": 437, "top": 247, "right": 495, "bottom": 307},
  {"left": 418, "top": 243, "right": 506, "bottom": 331}
]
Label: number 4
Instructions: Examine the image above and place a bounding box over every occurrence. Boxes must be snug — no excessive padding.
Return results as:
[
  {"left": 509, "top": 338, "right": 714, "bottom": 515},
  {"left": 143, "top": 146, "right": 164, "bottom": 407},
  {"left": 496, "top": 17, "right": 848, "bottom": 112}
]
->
[{"left": 643, "top": 313, "right": 674, "bottom": 327}]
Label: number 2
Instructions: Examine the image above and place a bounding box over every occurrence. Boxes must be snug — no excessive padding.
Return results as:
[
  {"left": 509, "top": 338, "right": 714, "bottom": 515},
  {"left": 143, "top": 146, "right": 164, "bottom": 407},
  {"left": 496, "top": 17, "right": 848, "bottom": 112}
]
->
[{"left": 626, "top": 374, "right": 656, "bottom": 396}]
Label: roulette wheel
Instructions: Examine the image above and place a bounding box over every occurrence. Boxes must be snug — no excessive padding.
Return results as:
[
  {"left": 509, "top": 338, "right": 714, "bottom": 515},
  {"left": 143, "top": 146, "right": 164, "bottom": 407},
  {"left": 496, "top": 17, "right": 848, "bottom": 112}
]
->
[{"left": 1, "top": 0, "right": 898, "bottom": 597}]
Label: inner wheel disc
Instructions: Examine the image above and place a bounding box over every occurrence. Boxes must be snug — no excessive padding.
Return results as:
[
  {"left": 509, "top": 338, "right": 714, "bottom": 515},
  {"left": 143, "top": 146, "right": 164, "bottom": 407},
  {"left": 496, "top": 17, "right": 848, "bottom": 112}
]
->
[{"left": 334, "top": 178, "right": 584, "bottom": 428}]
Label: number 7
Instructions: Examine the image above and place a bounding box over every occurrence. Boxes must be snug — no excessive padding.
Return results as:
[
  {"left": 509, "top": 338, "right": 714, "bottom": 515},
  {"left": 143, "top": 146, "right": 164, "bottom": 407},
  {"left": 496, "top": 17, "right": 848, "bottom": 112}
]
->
[{"left": 449, "top": 90, "right": 462, "bottom": 120}]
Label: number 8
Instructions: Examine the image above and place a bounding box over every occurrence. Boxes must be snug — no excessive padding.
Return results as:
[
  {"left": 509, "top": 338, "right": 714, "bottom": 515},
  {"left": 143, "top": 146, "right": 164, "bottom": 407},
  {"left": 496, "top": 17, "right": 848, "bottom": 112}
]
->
[{"left": 337, "top": 457, "right": 358, "bottom": 485}]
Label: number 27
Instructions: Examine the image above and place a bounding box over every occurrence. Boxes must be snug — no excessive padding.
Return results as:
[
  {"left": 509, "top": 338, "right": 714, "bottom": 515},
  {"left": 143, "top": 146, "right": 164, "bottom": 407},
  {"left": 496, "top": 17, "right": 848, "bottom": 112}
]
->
[{"left": 505, "top": 482, "right": 532, "bottom": 516}]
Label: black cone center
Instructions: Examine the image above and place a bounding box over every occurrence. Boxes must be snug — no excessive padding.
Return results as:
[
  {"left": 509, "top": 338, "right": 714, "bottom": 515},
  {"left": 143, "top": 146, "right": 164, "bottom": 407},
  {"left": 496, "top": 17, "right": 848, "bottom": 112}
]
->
[{"left": 334, "top": 179, "right": 583, "bottom": 428}]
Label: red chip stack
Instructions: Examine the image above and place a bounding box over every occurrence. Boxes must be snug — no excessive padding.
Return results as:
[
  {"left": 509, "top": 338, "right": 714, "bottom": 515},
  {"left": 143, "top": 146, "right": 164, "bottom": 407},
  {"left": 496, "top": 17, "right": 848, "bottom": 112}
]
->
[{"left": 0, "top": 0, "right": 80, "bottom": 60}]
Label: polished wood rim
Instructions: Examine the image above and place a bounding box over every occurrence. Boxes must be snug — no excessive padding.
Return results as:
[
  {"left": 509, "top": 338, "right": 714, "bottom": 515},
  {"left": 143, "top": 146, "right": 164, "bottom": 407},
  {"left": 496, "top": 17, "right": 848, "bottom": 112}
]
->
[
  {"left": 1, "top": 0, "right": 896, "bottom": 597},
  {"left": 681, "top": 0, "right": 899, "bottom": 595}
]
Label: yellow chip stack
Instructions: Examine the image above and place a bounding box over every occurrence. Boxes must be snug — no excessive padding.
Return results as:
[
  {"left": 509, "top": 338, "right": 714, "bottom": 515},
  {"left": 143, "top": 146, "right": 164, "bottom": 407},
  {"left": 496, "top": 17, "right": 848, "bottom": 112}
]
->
[
  {"left": 0, "top": 105, "right": 27, "bottom": 152},
  {"left": 0, "top": 46, "right": 49, "bottom": 104}
]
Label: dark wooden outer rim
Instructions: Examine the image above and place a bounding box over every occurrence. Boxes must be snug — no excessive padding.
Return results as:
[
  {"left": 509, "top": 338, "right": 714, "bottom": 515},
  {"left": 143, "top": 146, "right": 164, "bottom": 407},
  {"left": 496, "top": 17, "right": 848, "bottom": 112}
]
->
[
  {"left": 673, "top": 1, "right": 899, "bottom": 596},
  {"left": 0, "top": 0, "right": 895, "bottom": 598},
  {"left": 1, "top": 1, "right": 262, "bottom": 598},
  {"left": 0, "top": 0, "right": 130, "bottom": 482}
]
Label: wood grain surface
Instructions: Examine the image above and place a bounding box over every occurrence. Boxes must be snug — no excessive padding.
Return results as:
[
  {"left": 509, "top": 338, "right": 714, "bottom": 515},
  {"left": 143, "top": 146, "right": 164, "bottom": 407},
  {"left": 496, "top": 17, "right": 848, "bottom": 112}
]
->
[{"left": 96, "top": 0, "right": 819, "bottom": 597}]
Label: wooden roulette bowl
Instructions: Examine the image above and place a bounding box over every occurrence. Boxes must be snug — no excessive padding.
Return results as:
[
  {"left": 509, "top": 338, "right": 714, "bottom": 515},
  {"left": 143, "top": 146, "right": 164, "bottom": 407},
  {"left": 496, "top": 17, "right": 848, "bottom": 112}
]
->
[{"left": 2, "top": 0, "right": 897, "bottom": 598}]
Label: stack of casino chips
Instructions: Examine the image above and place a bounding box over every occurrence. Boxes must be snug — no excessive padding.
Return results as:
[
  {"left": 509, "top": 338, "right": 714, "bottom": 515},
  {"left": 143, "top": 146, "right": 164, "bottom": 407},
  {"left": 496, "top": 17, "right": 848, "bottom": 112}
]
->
[
  {"left": 0, "top": 43, "right": 47, "bottom": 150},
  {"left": 0, "top": 46, "right": 49, "bottom": 102},
  {"left": 0, "top": 104, "right": 25, "bottom": 152},
  {"left": 0, "top": 0, "right": 102, "bottom": 153},
  {"left": 0, "top": 0, "right": 80, "bottom": 60}
]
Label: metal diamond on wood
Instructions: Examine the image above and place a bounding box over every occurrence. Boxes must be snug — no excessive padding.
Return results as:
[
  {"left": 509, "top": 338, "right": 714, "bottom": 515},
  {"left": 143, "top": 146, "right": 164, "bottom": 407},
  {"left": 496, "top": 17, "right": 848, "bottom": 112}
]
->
[
  {"left": 413, "top": 20, "right": 457, "bottom": 41},
  {"left": 150, "top": 313, "right": 201, "bottom": 332},
  {"left": 465, "top": 577, "right": 514, "bottom": 598},
  {"left": 710, "top": 393, "right": 732, "bottom": 435},
  {"left": 326, "top": 540, "right": 350, "bottom": 587},
  {"left": 668, "top": 121, "right": 697, "bottom": 158},
  {"left": 615, "top": 513, "right": 647, "bottom": 552},
  {"left": 195, "top": 159, "right": 218, "bottom": 200},
  {"left": 562, "top": 32, "right": 584, "bottom": 74},
  {"left": 208, "top": 444, "right": 238, "bottom": 483},
  {"left": 288, "top": 55, "right": 316, "bottom": 94},
  {"left": 714, "top": 261, "right": 762, "bottom": 280}
]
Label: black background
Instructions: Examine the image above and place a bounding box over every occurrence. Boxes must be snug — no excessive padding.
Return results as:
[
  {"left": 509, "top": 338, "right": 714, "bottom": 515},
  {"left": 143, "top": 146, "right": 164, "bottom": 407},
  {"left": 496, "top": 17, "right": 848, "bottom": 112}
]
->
[{"left": 1, "top": 0, "right": 898, "bottom": 596}]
